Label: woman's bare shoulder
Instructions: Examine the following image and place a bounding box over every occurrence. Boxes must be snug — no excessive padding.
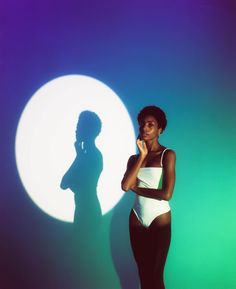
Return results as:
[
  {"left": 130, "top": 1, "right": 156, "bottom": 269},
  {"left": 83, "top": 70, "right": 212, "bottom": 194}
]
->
[
  {"left": 165, "top": 148, "right": 176, "bottom": 156},
  {"left": 163, "top": 149, "right": 176, "bottom": 164}
]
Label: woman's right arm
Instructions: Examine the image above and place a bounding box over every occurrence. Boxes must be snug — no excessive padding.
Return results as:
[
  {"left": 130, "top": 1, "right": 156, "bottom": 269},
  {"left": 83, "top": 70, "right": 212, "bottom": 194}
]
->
[{"left": 121, "top": 139, "right": 148, "bottom": 192}]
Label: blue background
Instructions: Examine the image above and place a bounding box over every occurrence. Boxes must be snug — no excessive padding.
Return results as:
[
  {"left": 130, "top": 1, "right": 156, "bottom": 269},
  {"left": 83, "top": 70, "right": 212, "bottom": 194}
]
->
[{"left": 1, "top": 1, "right": 236, "bottom": 288}]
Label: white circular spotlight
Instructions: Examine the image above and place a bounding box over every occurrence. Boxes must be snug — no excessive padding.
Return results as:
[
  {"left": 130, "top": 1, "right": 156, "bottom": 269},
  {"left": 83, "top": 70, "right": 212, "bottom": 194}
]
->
[{"left": 15, "top": 75, "right": 136, "bottom": 222}]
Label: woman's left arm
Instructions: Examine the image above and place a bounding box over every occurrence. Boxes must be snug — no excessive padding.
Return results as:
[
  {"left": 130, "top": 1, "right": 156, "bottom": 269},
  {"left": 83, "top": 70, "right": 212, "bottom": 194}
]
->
[{"left": 131, "top": 150, "right": 176, "bottom": 201}]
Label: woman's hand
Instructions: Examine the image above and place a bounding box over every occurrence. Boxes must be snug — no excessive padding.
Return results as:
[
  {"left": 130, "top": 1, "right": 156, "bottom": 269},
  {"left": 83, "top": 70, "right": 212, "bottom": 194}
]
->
[{"left": 136, "top": 138, "right": 148, "bottom": 157}]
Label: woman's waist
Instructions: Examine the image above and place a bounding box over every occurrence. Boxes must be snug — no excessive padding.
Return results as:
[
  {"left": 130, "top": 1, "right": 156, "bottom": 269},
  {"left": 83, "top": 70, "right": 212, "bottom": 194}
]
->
[{"left": 133, "top": 195, "right": 170, "bottom": 209}]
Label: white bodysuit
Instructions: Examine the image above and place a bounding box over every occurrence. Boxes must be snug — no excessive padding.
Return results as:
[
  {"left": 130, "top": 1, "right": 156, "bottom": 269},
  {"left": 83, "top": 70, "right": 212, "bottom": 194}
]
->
[{"left": 132, "top": 148, "right": 170, "bottom": 227}]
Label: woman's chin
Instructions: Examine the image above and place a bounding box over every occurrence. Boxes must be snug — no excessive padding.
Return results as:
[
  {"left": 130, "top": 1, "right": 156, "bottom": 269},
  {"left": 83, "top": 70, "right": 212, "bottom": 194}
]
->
[{"left": 142, "top": 135, "right": 149, "bottom": 140}]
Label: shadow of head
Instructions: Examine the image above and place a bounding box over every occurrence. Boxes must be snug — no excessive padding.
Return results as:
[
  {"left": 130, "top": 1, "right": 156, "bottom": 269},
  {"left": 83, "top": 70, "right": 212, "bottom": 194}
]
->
[{"left": 76, "top": 110, "right": 101, "bottom": 143}]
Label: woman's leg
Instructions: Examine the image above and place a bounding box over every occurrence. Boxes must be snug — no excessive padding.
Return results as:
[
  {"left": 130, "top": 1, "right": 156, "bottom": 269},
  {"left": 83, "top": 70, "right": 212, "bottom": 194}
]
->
[
  {"left": 129, "top": 210, "right": 171, "bottom": 289},
  {"left": 148, "top": 221, "right": 171, "bottom": 289},
  {"left": 129, "top": 210, "right": 152, "bottom": 289}
]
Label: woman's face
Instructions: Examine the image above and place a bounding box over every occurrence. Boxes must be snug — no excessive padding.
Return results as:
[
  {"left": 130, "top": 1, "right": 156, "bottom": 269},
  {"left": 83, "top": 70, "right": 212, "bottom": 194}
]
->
[{"left": 139, "top": 115, "right": 162, "bottom": 141}]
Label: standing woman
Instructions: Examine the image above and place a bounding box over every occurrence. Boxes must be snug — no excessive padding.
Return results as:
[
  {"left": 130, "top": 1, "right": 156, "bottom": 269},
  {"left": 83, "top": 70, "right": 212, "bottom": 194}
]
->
[{"left": 121, "top": 106, "right": 176, "bottom": 289}]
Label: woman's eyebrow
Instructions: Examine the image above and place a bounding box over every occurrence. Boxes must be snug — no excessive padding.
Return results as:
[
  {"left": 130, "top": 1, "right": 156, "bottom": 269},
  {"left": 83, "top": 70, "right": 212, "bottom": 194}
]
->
[{"left": 139, "top": 120, "right": 156, "bottom": 126}]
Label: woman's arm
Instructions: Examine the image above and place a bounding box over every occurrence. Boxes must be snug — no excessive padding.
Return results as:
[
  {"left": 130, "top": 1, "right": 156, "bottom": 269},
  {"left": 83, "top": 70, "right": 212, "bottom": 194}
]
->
[
  {"left": 131, "top": 150, "right": 176, "bottom": 201},
  {"left": 121, "top": 155, "right": 144, "bottom": 192},
  {"left": 121, "top": 139, "right": 148, "bottom": 192}
]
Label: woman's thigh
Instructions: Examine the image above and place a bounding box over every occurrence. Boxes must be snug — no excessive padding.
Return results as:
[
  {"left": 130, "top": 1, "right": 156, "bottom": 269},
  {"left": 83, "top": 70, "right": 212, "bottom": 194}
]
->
[
  {"left": 148, "top": 220, "right": 171, "bottom": 273},
  {"left": 129, "top": 210, "right": 149, "bottom": 264}
]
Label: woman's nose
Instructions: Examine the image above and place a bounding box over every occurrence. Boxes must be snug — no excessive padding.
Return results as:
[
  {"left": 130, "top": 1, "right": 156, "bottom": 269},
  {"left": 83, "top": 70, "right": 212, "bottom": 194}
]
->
[{"left": 143, "top": 124, "right": 149, "bottom": 132}]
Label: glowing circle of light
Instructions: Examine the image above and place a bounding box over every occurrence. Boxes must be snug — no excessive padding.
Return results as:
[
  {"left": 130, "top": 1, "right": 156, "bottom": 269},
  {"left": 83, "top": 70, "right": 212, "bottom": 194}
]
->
[{"left": 15, "top": 75, "right": 136, "bottom": 222}]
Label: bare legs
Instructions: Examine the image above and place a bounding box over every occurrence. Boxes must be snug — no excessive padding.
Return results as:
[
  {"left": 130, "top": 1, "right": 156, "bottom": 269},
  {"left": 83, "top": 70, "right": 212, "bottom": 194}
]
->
[{"left": 129, "top": 210, "right": 171, "bottom": 289}]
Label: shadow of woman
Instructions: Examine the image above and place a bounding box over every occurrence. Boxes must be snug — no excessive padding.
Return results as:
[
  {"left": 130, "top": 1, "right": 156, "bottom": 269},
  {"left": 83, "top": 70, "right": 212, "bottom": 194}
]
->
[
  {"left": 110, "top": 192, "right": 140, "bottom": 289},
  {"left": 60, "top": 111, "right": 105, "bottom": 289}
]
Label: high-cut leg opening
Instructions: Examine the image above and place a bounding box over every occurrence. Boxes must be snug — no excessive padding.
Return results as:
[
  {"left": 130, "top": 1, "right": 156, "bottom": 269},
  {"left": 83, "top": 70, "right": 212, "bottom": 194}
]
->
[
  {"left": 148, "top": 210, "right": 171, "bottom": 228},
  {"left": 130, "top": 209, "right": 148, "bottom": 228}
]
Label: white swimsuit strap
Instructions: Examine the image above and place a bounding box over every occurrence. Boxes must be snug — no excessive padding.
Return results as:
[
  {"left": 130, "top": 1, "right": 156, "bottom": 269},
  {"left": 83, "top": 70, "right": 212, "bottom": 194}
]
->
[{"left": 160, "top": 148, "right": 168, "bottom": 167}]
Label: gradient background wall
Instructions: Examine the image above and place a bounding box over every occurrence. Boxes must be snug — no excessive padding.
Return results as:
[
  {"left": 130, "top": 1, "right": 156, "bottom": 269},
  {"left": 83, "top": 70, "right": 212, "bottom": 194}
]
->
[{"left": 1, "top": 1, "right": 236, "bottom": 289}]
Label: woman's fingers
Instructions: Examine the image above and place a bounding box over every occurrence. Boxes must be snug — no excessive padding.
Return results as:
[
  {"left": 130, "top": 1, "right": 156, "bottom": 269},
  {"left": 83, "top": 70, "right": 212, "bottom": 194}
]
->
[{"left": 136, "top": 139, "right": 148, "bottom": 155}]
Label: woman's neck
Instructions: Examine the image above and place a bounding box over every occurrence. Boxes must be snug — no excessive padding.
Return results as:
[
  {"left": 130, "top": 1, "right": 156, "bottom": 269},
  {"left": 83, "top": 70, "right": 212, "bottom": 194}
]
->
[{"left": 145, "top": 139, "right": 161, "bottom": 152}]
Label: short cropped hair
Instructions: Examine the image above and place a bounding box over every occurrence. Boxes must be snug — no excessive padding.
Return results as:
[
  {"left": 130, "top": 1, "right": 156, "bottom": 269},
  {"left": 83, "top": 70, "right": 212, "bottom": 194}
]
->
[{"left": 137, "top": 105, "right": 167, "bottom": 132}]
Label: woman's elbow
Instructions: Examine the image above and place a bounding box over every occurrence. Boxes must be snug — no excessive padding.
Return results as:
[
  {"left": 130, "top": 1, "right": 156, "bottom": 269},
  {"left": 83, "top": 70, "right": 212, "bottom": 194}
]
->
[
  {"left": 163, "top": 191, "right": 173, "bottom": 201},
  {"left": 121, "top": 182, "right": 129, "bottom": 192}
]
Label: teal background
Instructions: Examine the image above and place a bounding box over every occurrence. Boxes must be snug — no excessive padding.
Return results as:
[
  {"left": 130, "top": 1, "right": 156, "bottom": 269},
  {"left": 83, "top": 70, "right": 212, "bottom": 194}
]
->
[{"left": 1, "top": 1, "right": 236, "bottom": 288}]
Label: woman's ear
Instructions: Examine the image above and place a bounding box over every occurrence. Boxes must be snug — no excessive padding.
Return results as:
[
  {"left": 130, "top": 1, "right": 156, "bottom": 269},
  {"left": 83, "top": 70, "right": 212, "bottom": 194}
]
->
[{"left": 158, "top": 127, "right": 163, "bottom": 135}]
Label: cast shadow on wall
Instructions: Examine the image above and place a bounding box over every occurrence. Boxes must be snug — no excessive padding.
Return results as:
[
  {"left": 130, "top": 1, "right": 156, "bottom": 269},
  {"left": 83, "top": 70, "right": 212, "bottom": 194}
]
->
[
  {"left": 60, "top": 111, "right": 105, "bottom": 289},
  {"left": 110, "top": 192, "right": 140, "bottom": 289},
  {"left": 60, "top": 110, "right": 138, "bottom": 289}
]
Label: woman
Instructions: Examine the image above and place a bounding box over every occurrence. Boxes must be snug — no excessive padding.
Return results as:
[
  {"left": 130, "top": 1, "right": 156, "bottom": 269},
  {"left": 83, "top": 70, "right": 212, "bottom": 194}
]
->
[{"left": 121, "top": 105, "right": 176, "bottom": 289}]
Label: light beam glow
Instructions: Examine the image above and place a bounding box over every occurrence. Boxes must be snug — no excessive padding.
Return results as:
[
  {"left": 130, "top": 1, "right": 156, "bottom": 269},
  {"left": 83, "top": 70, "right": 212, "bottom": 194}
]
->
[{"left": 15, "top": 75, "right": 135, "bottom": 222}]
